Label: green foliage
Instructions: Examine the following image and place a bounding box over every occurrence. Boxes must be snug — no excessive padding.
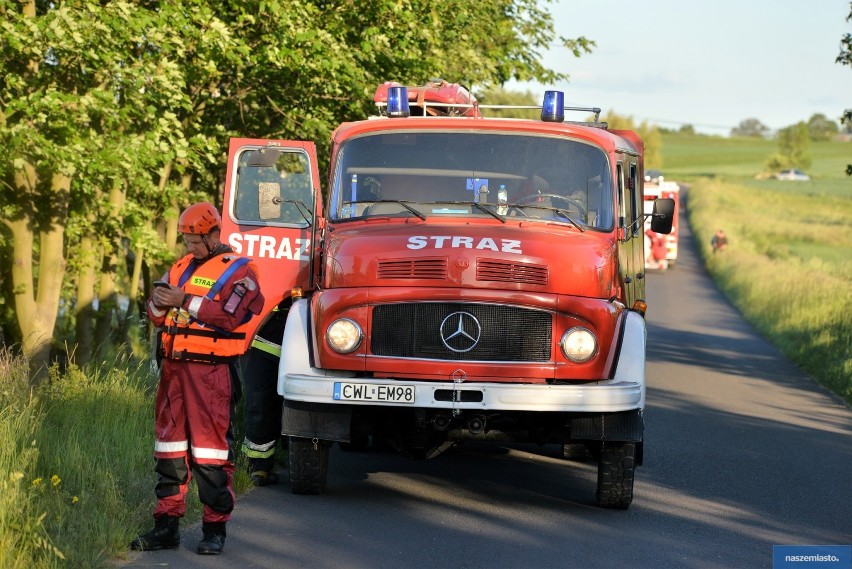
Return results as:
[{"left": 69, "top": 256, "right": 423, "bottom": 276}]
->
[
  {"left": 602, "top": 110, "right": 663, "bottom": 169},
  {"left": 0, "top": 0, "right": 587, "bottom": 358},
  {"left": 806, "top": 113, "right": 839, "bottom": 142},
  {"left": 730, "top": 117, "right": 770, "bottom": 138},
  {"left": 478, "top": 87, "right": 540, "bottom": 119},
  {"left": 0, "top": 348, "right": 166, "bottom": 568},
  {"left": 0, "top": 350, "right": 65, "bottom": 568},
  {"left": 662, "top": 132, "right": 852, "bottom": 404},
  {"left": 771, "top": 122, "right": 812, "bottom": 171}
]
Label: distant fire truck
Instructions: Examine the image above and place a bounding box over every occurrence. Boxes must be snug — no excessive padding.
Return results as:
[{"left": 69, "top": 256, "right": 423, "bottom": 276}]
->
[
  {"left": 643, "top": 174, "right": 680, "bottom": 270},
  {"left": 219, "top": 79, "right": 674, "bottom": 509}
]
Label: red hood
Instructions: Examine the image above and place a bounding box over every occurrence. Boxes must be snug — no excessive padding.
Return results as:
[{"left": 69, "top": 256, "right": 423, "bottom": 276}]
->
[{"left": 323, "top": 219, "right": 617, "bottom": 298}]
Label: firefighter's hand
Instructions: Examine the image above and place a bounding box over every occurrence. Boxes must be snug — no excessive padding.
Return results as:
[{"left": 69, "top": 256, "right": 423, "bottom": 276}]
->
[{"left": 152, "top": 283, "right": 185, "bottom": 308}]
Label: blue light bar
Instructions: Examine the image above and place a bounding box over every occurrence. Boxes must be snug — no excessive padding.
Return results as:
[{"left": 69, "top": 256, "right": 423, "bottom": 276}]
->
[
  {"left": 541, "top": 90, "right": 565, "bottom": 122},
  {"left": 387, "top": 86, "right": 410, "bottom": 118}
]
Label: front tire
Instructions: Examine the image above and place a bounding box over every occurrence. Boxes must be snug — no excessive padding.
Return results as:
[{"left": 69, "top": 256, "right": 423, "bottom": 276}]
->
[
  {"left": 595, "top": 442, "right": 636, "bottom": 509},
  {"left": 288, "top": 436, "right": 330, "bottom": 495}
]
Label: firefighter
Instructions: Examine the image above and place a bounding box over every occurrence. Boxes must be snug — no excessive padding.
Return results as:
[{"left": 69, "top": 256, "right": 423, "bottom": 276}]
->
[
  {"left": 131, "top": 202, "right": 264, "bottom": 556},
  {"left": 240, "top": 303, "right": 287, "bottom": 486}
]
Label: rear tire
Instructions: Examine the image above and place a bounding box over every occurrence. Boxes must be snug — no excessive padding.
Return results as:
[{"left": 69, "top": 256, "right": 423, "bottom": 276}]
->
[
  {"left": 288, "top": 436, "right": 330, "bottom": 495},
  {"left": 595, "top": 441, "right": 636, "bottom": 509}
]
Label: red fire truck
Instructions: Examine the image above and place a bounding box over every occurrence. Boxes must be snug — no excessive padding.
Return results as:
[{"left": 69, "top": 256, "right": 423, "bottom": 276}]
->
[
  {"left": 219, "top": 80, "right": 674, "bottom": 509},
  {"left": 643, "top": 175, "right": 680, "bottom": 270}
]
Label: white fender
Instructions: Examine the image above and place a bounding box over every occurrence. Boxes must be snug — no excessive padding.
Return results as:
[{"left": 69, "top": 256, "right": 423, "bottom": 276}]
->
[
  {"left": 611, "top": 310, "right": 647, "bottom": 409},
  {"left": 278, "top": 298, "right": 313, "bottom": 396},
  {"left": 277, "top": 298, "right": 355, "bottom": 397}
]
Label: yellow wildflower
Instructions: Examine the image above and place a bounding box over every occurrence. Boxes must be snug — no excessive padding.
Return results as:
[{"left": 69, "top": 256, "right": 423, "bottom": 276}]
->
[
  {"left": 11, "top": 472, "right": 24, "bottom": 482},
  {"left": 51, "top": 474, "right": 61, "bottom": 487},
  {"left": 32, "top": 477, "right": 42, "bottom": 487},
  {"left": 71, "top": 496, "right": 79, "bottom": 504}
]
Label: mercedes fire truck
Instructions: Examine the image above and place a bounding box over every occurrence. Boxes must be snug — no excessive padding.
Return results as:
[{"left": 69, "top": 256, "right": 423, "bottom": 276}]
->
[{"left": 219, "top": 80, "right": 674, "bottom": 509}]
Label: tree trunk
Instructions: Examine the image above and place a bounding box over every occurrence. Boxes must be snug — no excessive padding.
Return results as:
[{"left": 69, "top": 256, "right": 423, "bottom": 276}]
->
[
  {"left": 94, "top": 184, "right": 126, "bottom": 351},
  {"left": 9, "top": 169, "right": 71, "bottom": 382},
  {"left": 74, "top": 233, "right": 98, "bottom": 367}
]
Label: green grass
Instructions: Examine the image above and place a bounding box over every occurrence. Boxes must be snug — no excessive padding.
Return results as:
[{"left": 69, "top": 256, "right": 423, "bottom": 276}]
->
[
  {"left": 662, "top": 132, "right": 852, "bottom": 404},
  {"left": 0, "top": 348, "right": 256, "bottom": 568}
]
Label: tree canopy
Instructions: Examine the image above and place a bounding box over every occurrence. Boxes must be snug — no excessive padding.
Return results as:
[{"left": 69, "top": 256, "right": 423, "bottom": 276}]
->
[
  {"left": 0, "top": 0, "right": 593, "bottom": 373},
  {"left": 730, "top": 118, "right": 770, "bottom": 138}
]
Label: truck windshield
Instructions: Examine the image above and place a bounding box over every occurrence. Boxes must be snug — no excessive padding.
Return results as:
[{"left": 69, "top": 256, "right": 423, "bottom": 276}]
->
[{"left": 330, "top": 131, "right": 613, "bottom": 230}]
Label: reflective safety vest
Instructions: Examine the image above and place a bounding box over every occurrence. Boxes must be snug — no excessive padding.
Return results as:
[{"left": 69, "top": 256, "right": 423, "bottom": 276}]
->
[{"left": 161, "top": 253, "right": 258, "bottom": 363}]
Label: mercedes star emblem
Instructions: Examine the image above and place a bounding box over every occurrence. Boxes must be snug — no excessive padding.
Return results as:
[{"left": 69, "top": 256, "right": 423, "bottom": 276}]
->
[{"left": 439, "top": 311, "right": 482, "bottom": 353}]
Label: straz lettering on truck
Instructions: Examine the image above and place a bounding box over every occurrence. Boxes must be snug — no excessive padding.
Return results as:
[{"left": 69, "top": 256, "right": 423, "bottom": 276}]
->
[
  {"left": 228, "top": 234, "right": 310, "bottom": 260},
  {"left": 407, "top": 235, "right": 522, "bottom": 254}
]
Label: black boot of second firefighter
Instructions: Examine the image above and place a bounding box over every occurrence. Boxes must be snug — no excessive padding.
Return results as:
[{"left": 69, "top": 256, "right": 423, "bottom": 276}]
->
[
  {"left": 197, "top": 521, "right": 226, "bottom": 555},
  {"left": 129, "top": 515, "right": 180, "bottom": 551},
  {"left": 248, "top": 456, "right": 279, "bottom": 487}
]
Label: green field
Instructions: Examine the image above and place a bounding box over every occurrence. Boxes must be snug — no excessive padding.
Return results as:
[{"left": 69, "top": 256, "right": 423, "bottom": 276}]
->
[{"left": 660, "top": 132, "right": 852, "bottom": 404}]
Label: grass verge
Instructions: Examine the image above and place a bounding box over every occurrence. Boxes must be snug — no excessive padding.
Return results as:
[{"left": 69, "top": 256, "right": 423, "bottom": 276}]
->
[
  {"left": 687, "top": 177, "right": 852, "bottom": 405},
  {"left": 0, "top": 348, "right": 255, "bottom": 568}
]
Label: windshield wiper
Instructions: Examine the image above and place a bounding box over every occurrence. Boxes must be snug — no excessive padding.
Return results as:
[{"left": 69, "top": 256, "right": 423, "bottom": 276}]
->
[
  {"left": 442, "top": 201, "right": 507, "bottom": 223},
  {"left": 363, "top": 200, "right": 427, "bottom": 220},
  {"left": 551, "top": 208, "right": 585, "bottom": 232},
  {"left": 506, "top": 203, "right": 585, "bottom": 232}
]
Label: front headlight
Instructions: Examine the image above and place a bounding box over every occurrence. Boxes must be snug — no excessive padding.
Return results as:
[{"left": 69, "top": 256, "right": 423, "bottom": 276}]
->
[
  {"left": 326, "top": 318, "right": 363, "bottom": 354},
  {"left": 560, "top": 327, "right": 597, "bottom": 363}
]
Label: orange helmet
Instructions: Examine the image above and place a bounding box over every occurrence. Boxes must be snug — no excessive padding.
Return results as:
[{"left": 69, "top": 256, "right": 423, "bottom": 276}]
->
[{"left": 178, "top": 202, "right": 221, "bottom": 235}]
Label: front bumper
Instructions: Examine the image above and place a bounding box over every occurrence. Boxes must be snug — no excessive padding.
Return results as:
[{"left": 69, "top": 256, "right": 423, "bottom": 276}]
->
[{"left": 281, "top": 374, "right": 643, "bottom": 413}]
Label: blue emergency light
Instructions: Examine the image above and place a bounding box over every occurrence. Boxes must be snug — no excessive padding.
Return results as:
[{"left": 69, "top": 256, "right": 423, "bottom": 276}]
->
[
  {"left": 541, "top": 90, "right": 565, "bottom": 122},
  {"left": 387, "top": 86, "right": 410, "bottom": 118}
]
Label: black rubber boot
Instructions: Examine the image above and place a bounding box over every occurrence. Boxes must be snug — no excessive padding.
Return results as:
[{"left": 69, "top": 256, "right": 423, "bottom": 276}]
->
[
  {"left": 197, "top": 522, "right": 226, "bottom": 555},
  {"left": 130, "top": 515, "right": 180, "bottom": 551},
  {"left": 249, "top": 469, "right": 279, "bottom": 486}
]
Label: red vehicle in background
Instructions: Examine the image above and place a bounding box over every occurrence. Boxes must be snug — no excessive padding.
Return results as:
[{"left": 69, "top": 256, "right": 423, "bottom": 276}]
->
[
  {"left": 219, "top": 80, "right": 674, "bottom": 509},
  {"left": 643, "top": 174, "right": 680, "bottom": 270}
]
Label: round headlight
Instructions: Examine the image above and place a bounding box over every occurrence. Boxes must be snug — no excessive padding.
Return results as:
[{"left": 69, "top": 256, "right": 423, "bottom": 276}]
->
[
  {"left": 326, "top": 318, "right": 363, "bottom": 354},
  {"left": 560, "top": 327, "right": 597, "bottom": 363}
]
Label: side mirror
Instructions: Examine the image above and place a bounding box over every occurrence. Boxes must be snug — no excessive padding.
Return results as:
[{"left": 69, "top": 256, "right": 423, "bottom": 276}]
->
[
  {"left": 650, "top": 198, "right": 675, "bottom": 234},
  {"left": 258, "top": 182, "right": 282, "bottom": 220}
]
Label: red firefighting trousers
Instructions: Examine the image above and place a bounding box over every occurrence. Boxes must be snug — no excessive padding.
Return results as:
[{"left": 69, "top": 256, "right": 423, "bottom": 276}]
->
[{"left": 152, "top": 359, "right": 238, "bottom": 523}]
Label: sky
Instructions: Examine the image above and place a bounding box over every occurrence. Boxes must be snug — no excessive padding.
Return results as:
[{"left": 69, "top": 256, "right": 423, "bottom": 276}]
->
[{"left": 508, "top": 0, "right": 852, "bottom": 135}]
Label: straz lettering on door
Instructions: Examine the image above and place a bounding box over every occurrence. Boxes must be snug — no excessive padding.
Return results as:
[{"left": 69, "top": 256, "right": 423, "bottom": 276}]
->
[
  {"left": 228, "top": 234, "right": 310, "bottom": 260},
  {"left": 407, "top": 235, "right": 523, "bottom": 254}
]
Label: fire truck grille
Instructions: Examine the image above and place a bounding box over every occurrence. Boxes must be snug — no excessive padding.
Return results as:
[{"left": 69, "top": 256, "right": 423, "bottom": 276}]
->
[
  {"left": 377, "top": 258, "right": 448, "bottom": 279},
  {"left": 371, "top": 303, "right": 552, "bottom": 361},
  {"left": 476, "top": 259, "right": 548, "bottom": 285}
]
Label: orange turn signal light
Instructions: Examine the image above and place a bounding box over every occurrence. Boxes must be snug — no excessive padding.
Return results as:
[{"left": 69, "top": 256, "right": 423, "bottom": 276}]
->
[{"left": 632, "top": 299, "right": 647, "bottom": 316}]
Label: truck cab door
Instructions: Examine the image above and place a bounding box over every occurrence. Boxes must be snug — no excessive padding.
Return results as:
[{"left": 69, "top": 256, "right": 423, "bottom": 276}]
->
[
  {"left": 220, "top": 138, "right": 322, "bottom": 350},
  {"left": 616, "top": 161, "right": 635, "bottom": 304}
]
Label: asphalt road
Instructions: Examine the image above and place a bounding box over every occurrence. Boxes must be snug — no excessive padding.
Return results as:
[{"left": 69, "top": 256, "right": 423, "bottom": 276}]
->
[{"left": 124, "top": 214, "right": 852, "bottom": 569}]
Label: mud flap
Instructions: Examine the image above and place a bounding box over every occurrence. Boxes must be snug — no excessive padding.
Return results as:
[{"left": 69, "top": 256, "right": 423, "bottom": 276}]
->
[
  {"left": 569, "top": 410, "right": 644, "bottom": 442},
  {"left": 281, "top": 399, "right": 351, "bottom": 442}
]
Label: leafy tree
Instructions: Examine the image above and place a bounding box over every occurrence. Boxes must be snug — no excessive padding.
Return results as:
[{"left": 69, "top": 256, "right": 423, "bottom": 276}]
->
[
  {"left": 806, "top": 113, "right": 839, "bottom": 141},
  {"left": 0, "top": 0, "right": 589, "bottom": 378},
  {"left": 837, "top": 2, "right": 852, "bottom": 175},
  {"left": 730, "top": 118, "right": 769, "bottom": 138},
  {"left": 766, "top": 122, "right": 812, "bottom": 172}
]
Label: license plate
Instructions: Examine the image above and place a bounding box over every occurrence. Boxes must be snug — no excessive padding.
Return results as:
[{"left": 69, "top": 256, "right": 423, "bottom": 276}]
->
[{"left": 333, "top": 382, "right": 416, "bottom": 404}]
